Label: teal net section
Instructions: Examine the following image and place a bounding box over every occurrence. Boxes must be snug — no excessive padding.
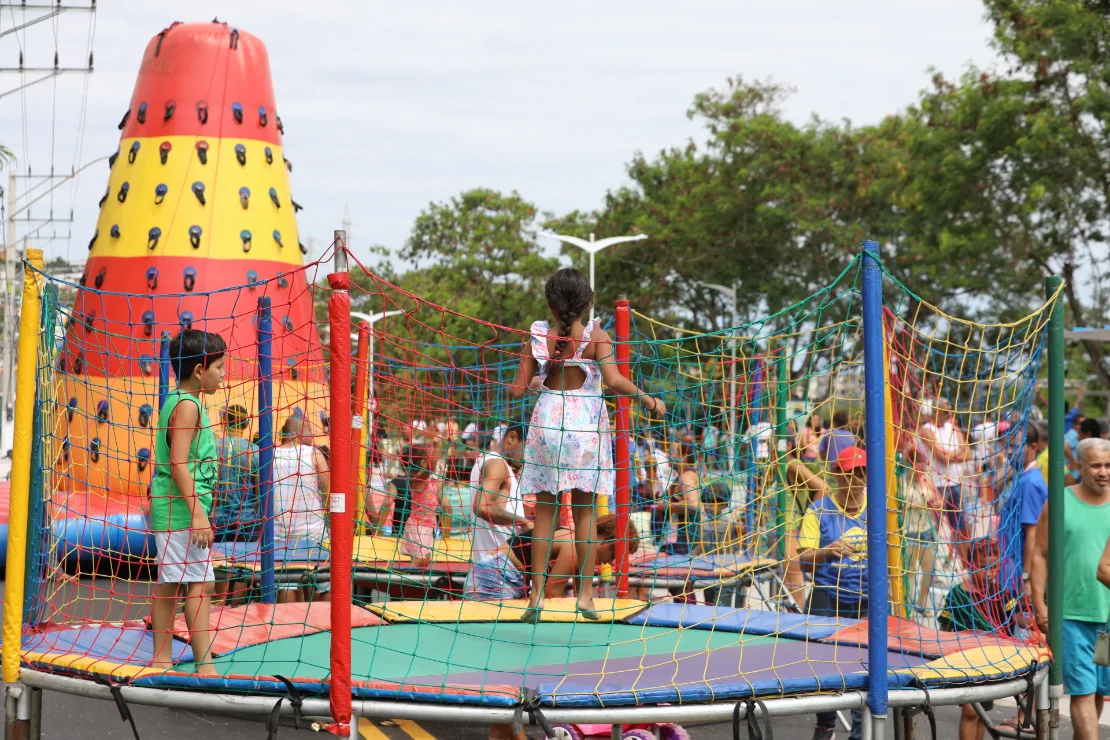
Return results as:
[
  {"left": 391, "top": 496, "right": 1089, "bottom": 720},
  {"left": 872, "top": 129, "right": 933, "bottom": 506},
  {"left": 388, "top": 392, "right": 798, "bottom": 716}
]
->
[{"left": 11, "top": 251, "right": 1052, "bottom": 717}]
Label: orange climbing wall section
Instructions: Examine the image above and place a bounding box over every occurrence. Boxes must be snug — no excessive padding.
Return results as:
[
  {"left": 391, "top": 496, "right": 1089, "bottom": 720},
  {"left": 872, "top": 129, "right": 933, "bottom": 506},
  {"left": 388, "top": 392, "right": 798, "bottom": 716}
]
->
[{"left": 55, "top": 21, "right": 326, "bottom": 499}]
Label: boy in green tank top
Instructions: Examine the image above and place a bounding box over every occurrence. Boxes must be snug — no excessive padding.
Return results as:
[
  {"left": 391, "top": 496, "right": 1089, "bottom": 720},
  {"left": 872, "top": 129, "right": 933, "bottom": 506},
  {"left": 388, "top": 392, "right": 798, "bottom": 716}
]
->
[
  {"left": 149, "top": 329, "right": 227, "bottom": 674},
  {"left": 1030, "top": 437, "right": 1110, "bottom": 740}
]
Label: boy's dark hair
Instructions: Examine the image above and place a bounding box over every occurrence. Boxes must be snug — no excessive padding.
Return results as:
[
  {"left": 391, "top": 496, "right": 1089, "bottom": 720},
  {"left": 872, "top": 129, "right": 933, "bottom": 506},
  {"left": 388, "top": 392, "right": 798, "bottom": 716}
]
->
[
  {"left": 1024, "top": 423, "right": 1040, "bottom": 446},
  {"left": 832, "top": 410, "right": 849, "bottom": 428},
  {"left": 446, "top": 457, "right": 469, "bottom": 482},
  {"left": 1080, "top": 417, "right": 1104, "bottom": 438},
  {"left": 596, "top": 513, "right": 639, "bottom": 554},
  {"left": 168, "top": 329, "right": 226, "bottom": 381},
  {"left": 544, "top": 267, "right": 594, "bottom": 361},
  {"left": 223, "top": 404, "right": 250, "bottom": 431},
  {"left": 502, "top": 423, "right": 526, "bottom": 443}
]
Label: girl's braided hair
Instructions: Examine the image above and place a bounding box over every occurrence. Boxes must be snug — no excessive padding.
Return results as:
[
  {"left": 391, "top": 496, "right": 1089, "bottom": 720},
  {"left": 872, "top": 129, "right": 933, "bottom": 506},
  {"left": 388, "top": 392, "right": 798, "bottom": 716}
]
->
[{"left": 544, "top": 268, "right": 594, "bottom": 362}]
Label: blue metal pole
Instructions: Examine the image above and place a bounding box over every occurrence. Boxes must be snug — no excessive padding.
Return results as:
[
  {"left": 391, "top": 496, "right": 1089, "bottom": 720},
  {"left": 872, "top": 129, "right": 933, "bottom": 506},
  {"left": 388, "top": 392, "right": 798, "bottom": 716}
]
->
[
  {"left": 157, "top": 332, "right": 171, "bottom": 410},
  {"left": 257, "top": 297, "right": 276, "bottom": 604},
  {"left": 861, "top": 240, "right": 889, "bottom": 725}
]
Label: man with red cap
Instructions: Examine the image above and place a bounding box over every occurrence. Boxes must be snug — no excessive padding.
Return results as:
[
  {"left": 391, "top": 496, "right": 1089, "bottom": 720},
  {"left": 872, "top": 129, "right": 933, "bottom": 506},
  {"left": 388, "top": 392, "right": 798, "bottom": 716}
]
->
[{"left": 798, "top": 444, "right": 869, "bottom": 740}]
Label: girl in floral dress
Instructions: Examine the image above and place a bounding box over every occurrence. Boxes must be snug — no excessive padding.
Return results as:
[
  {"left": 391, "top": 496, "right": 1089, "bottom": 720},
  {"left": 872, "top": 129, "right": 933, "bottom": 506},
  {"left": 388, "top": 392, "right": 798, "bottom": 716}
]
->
[
  {"left": 510, "top": 267, "right": 665, "bottom": 622},
  {"left": 399, "top": 445, "right": 448, "bottom": 569}
]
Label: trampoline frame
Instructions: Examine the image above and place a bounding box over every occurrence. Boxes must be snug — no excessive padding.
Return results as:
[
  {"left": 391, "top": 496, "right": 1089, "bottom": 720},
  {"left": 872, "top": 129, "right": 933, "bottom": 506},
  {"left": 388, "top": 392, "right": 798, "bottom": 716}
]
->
[{"left": 2, "top": 244, "right": 1070, "bottom": 740}]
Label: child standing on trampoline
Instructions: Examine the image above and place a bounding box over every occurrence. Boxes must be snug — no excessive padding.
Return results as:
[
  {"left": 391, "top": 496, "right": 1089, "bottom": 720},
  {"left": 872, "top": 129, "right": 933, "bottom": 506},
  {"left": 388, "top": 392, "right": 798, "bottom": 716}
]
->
[
  {"left": 149, "top": 329, "right": 227, "bottom": 674},
  {"left": 510, "top": 267, "right": 664, "bottom": 622}
]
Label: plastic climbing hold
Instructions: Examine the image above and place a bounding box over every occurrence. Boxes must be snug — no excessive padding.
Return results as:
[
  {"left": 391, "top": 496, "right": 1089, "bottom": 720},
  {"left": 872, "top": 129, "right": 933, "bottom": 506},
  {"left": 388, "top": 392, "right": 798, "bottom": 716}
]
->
[
  {"left": 240, "top": 229, "right": 252, "bottom": 252},
  {"left": 189, "top": 225, "right": 203, "bottom": 249},
  {"left": 137, "top": 448, "right": 151, "bottom": 473},
  {"left": 192, "top": 181, "right": 206, "bottom": 205},
  {"left": 128, "top": 141, "right": 140, "bottom": 164},
  {"left": 154, "top": 183, "right": 167, "bottom": 204},
  {"left": 269, "top": 188, "right": 281, "bottom": 208},
  {"left": 146, "top": 266, "right": 159, "bottom": 290},
  {"left": 147, "top": 226, "right": 161, "bottom": 250},
  {"left": 98, "top": 187, "right": 109, "bottom": 208},
  {"left": 291, "top": 198, "right": 303, "bottom": 212},
  {"left": 61, "top": 437, "right": 70, "bottom": 463},
  {"left": 67, "top": 398, "right": 78, "bottom": 423},
  {"left": 90, "top": 437, "right": 101, "bottom": 463},
  {"left": 289, "top": 359, "right": 299, "bottom": 380},
  {"left": 83, "top": 311, "right": 95, "bottom": 333},
  {"left": 179, "top": 311, "right": 194, "bottom": 330},
  {"left": 159, "top": 141, "right": 172, "bottom": 165},
  {"left": 273, "top": 230, "right": 283, "bottom": 248},
  {"left": 235, "top": 143, "right": 246, "bottom": 165},
  {"left": 163, "top": 100, "right": 176, "bottom": 121},
  {"left": 196, "top": 100, "right": 208, "bottom": 124},
  {"left": 108, "top": 149, "right": 119, "bottom": 168},
  {"left": 110, "top": 224, "right": 121, "bottom": 238},
  {"left": 94, "top": 267, "right": 107, "bottom": 289},
  {"left": 138, "top": 403, "right": 153, "bottom": 428},
  {"left": 258, "top": 105, "right": 268, "bottom": 127},
  {"left": 282, "top": 314, "right": 293, "bottom": 332},
  {"left": 73, "top": 353, "right": 84, "bottom": 375},
  {"left": 196, "top": 140, "right": 209, "bottom": 165},
  {"left": 264, "top": 146, "right": 273, "bottom": 164},
  {"left": 138, "top": 355, "right": 154, "bottom": 376},
  {"left": 230, "top": 28, "right": 240, "bottom": 49},
  {"left": 246, "top": 269, "right": 259, "bottom": 287},
  {"left": 232, "top": 101, "right": 243, "bottom": 124},
  {"left": 142, "top": 310, "right": 155, "bottom": 337},
  {"left": 183, "top": 267, "right": 197, "bottom": 292},
  {"left": 117, "top": 182, "right": 130, "bottom": 203},
  {"left": 137, "top": 101, "right": 148, "bottom": 124},
  {"left": 277, "top": 274, "right": 289, "bottom": 289},
  {"left": 276, "top": 115, "right": 284, "bottom": 135},
  {"left": 239, "top": 186, "right": 250, "bottom": 209},
  {"left": 87, "top": 230, "right": 98, "bottom": 251},
  {"left": 96, "top": 400, "right": 109, "bottom": 422},
  {"left": 117, "top": 108, "right": 130, "bottom": 130},
  {"left": 299, "top": 241, "right": 308, "bottom": 255}
]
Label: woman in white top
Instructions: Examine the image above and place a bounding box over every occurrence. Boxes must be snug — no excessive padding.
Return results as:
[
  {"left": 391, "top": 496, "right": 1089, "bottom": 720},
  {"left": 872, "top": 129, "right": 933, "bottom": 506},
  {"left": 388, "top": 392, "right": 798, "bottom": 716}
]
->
[
  {"left": 273, "top": 416, "right": 329, "bottom": 545},
  {"left": 916, "top": 398, "right": 972, "bottom": 543}
]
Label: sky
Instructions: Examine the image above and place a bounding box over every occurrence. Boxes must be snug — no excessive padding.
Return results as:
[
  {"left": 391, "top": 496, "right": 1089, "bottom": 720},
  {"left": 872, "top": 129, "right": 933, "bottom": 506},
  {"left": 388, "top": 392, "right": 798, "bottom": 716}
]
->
[{"left": 2, "top": 1, "right": 1002, "bottom": 266}]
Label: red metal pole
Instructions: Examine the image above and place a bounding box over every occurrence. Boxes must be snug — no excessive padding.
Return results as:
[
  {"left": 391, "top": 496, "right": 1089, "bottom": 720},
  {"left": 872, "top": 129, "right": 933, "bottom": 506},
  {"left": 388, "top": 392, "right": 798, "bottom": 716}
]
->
[
  {"left": 614, "top": 297, "right": 632, "bottom": 598},
  {"left": 326, "top": 233, "right": 353, "bottom": 734},
  {"left": 352, "top": 321, "right": 371, "bottom": 534}
]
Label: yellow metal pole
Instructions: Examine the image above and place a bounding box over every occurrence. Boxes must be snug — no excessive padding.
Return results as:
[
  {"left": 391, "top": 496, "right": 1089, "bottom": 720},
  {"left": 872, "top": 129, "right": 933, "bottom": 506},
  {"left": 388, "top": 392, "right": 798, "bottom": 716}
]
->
[
  {"left": 3, "top": 249, "right": 43, "bottom": 684},
  {"left": 882, "top": 322, "right": 907, "bottom": 617}
]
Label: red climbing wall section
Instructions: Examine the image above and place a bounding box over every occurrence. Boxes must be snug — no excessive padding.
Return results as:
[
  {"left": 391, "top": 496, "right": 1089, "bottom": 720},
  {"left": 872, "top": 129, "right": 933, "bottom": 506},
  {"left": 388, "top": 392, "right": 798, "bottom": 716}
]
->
[{"left": 55, "top": 21, "right": 327, "bottom": 497}]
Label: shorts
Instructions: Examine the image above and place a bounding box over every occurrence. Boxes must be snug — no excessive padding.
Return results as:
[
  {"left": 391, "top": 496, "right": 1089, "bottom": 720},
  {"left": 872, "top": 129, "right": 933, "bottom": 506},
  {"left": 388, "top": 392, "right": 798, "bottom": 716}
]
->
[
  {"left": 400, "top": 524, "right": 435, "bottom": 560},
  {"left": 155, "top": 530, "right": 215, "bottom": 584},
  {"left": 464, "top": 554, "right": 527, "bottom": 601},
  {"left": 1062, "top": 619, "right": 1110, "bottom": 696}
]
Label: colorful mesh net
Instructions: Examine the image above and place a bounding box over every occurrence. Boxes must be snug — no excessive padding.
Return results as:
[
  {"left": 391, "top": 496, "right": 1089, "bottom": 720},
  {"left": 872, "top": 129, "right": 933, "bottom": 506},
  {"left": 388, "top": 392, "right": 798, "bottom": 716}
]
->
[{"left": 11, "top": 249, "right": 1054, "bottom": 723}]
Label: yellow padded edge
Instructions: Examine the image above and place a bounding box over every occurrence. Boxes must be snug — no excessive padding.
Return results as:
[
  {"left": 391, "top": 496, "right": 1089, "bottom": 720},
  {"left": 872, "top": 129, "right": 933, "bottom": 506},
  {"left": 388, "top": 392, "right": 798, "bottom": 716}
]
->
[
  {"left": 366, "top": 597, "right": 647, "bottom": 624},
  {"left": 896, "top": 645, "right": 1051, "bottom": 681},
  {"left": 212, "top": 536, "right": 472, "bottom": 571},
  {"left": 90, "top": 137, "right": 302, "bottom": 264},
  {"left": 24, "top": 652, "right": 161, "bottom": 680}
]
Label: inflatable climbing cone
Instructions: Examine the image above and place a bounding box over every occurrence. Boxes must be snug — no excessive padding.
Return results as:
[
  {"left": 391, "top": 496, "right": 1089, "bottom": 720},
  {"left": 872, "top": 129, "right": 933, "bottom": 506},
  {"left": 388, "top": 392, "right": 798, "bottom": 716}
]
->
[{"left": 58, "top": 20, "right": 325, "bottom": 504}]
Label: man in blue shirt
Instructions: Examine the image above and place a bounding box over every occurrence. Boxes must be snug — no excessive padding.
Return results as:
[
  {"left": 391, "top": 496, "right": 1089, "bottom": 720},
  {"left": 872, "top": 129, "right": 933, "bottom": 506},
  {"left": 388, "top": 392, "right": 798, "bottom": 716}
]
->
[
  {"left": 998, "top": 423, "right": 1049, "bottom": 599},
  {"left": 818, "top": 409, "right": 856, "bottom": 466},
  {"left": 212, "top": 404, "right": 261, "bottom": 543}
]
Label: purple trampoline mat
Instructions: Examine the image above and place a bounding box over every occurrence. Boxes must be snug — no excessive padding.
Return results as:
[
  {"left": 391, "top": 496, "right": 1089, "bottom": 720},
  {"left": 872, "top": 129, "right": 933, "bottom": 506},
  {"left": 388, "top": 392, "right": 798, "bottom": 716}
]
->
[{"left": 404, "top": 638, "right": 929, "bottom": 696}]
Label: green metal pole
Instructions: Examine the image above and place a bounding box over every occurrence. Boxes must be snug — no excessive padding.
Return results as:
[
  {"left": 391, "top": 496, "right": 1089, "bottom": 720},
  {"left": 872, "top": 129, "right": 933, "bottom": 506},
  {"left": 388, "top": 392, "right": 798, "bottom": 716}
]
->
[
  {"left": 774, "top": 342, "right": 789, "bottom": 559},
  {"left": 1045, "top": 275, "right": 1064, "bottom": 734}
]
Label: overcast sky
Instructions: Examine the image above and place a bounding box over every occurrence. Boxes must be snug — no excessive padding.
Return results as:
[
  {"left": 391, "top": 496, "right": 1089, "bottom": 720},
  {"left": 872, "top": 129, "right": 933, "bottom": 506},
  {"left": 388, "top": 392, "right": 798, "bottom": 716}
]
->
[{"left": 2, "top": 1, "right": 1000, "bottom": 265}]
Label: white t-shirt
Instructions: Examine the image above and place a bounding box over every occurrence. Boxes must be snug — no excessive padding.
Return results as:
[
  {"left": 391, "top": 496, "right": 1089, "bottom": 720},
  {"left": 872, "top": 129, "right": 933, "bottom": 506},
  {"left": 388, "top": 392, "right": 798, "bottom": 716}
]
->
[
  {"left": 490, "top": 424, "right": 508, "bottom": 445},
  {"left": 637, "top": 447, "right": 673, "bottom": 494},
  {"left": 468, "top": 451, "right": 521, "bottom": 560},
  {"left": 970, "top": 421, "right": 999, "bottom": 465},
  {"left": 918, "top": 422, "right": 962, "bottom": 489},
  {"left": 273, "top": 444, "right": 326, "bottom": 541},
  {"left": 748, "top": 422, "right": 773, "bottom": 461}
]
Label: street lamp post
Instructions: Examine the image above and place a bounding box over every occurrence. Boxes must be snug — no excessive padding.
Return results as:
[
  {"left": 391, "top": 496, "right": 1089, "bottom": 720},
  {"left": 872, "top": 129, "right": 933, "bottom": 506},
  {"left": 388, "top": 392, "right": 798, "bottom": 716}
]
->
[
  {"left": 696, "top": 280, "right": 740, "bottom": 474},
  {"left": 540, "top": 232, "right": 648, "bottom": 320},
  {"left": 350, "top": 310, "right": 403, "bottom": 429}
]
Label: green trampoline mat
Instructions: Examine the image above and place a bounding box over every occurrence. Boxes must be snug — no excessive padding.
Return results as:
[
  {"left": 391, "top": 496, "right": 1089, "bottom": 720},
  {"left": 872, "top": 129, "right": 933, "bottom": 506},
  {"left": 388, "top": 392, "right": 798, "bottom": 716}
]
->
[{"left": 175, "top": 621, "right": 780, "bottom": 681}]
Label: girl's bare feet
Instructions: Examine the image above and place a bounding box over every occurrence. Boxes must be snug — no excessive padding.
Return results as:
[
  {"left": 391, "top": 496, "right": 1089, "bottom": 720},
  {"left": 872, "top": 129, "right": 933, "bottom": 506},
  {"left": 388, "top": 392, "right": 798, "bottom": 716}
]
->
[{"left": 193, "top": 663, "right": 219, "bottom": 677}]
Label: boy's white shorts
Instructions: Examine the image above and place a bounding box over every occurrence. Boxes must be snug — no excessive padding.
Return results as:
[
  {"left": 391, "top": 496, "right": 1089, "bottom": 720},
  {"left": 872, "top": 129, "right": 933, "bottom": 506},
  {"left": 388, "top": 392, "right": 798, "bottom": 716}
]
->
[{"left": 155, "top": 530, "right": 215, "bottom": 584}]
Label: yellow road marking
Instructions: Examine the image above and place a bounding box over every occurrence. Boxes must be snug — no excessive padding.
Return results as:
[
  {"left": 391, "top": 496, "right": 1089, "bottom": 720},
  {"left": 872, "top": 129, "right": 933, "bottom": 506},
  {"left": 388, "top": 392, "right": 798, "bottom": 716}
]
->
[
  {"left": 395, "top": 718, "right": 436, "bottom": 740},
  {"left": 359, "top": 717, "right": 391, "bottom": 740}
]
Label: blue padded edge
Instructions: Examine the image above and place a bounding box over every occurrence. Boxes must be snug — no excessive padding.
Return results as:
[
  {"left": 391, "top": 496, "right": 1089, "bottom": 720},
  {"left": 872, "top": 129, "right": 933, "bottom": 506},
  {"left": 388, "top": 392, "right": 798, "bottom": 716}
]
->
[
  {"left": 624, "top": 603, "right": 849, "bottom": 640},
  {"left": 213, "top": 537, "right": 330, "bottom": 566},
  {"left": 22, "top": 625, "right": 189, "bottom": 666}
]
